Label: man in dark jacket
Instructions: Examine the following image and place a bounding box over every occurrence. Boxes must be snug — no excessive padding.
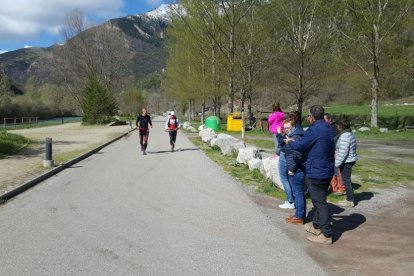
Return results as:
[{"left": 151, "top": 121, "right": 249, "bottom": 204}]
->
[{"left": 286, "top": 105, "right": 335, "bottom": 244}]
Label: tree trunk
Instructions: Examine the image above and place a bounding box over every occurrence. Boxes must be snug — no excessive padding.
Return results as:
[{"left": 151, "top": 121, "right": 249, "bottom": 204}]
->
[{"left": 370, "top": 23, "right": 380, "bottom": 128}]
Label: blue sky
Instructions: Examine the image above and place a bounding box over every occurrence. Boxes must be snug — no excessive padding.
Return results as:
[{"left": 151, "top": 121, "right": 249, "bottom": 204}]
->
[{"left": 0, "top": 0, "right": 173, "bottom": 53}]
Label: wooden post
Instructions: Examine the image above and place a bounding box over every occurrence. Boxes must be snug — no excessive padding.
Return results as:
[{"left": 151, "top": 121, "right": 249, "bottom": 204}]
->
[
  {"left": 14, "top": 118, "right": 16, "bottom": 128},
  {"left": 3, "top": 118, "right": 5, "bottom": 129},
  {"left": 241, "top": 110, "right": 246, "bottom": 146}
]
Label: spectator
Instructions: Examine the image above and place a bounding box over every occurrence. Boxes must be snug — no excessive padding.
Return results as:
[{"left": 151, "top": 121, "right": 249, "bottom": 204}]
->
[
  {"left": 277, "top": 117, "right": 306, "bottom": 224},
  {"left": 324, "top": 113, "right": 339, "bottom": 136},
  {"left": 286, "top": 105, "right": 335, "bottom": 245},
  {"left": 268, "top": 103, "right": 285, "bottom": 155},
  {"left": 335, "top": 116, "right": 358, "bottom": 207}
]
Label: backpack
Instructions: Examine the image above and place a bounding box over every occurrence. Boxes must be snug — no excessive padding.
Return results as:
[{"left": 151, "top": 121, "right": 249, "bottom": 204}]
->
[{"left": 168, "top": 115, "right": 178, "bottom": 129}]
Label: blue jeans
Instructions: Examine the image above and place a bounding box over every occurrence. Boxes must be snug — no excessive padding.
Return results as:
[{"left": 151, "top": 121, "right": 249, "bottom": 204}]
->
[
  {"left": 289, "top": 171, "right": 306, "bottom": 219},
  {"left": 273, "top": 134, "right": 280, "bottom": 155},
  {"left": 279, "top": 152, "right": 294, "bottom": 203}
]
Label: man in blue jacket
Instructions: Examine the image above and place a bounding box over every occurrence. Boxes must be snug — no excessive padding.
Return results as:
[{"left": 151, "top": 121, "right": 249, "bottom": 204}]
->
[{"left": 285, "top": 105, "right": 335, "bottom": 244}]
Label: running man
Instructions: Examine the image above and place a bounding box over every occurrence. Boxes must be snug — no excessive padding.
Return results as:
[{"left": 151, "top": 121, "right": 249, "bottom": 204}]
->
[
  {"left": 136, "top": 108, "right": 152, "bottom": 155},
  {"left": 165, "top": 111, "right": 180, "bottom": 152}
]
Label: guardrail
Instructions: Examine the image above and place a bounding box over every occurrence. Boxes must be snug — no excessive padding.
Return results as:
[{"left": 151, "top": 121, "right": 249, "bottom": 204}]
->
[{"left": 2, "top": 117, "right": 39, "bottom": 129}]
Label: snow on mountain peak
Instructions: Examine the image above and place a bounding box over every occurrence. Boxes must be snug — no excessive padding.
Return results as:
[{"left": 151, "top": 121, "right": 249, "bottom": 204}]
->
[{"left": 144, "top": 4, "right": 180, "bottom": 19}]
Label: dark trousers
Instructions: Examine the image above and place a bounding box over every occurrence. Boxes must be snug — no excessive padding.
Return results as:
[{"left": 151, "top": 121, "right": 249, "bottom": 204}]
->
[
  {"left": 139, "top": 130, "right": 149, "bottom": 150},
  {"left": 169, "top": 130, "right": 177, "bottom": 145},
  {"left": 306, "top": 177, "right": 332, "bottom": 238},
  {"left": 340, "top": 162, "right": 355, "bottom": 202}
]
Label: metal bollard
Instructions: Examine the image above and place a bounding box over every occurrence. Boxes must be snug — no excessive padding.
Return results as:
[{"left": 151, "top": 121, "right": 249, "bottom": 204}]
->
[{"left": 43, "top": 137, "right": 54, "bottom": 168}]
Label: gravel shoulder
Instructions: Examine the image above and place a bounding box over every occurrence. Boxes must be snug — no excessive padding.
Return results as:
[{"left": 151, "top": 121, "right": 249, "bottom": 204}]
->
[{"left": 0, "top": 122, "right": 131, "bottom": 195}]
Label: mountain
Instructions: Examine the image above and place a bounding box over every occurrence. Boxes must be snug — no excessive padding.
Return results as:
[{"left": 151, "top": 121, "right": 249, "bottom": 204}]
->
[{"left": 0, "top": 4, "right": 175, "bottom": 93}]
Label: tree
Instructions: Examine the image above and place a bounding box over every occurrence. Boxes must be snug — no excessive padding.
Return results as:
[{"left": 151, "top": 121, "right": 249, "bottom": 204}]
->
[
  {"left": 119, "top": 87, "right": 147, "bottom": 117},
  {"left": 264, "top": 0, "right": 332, "bottom": 113},
  {"left": 334, "top": 0, "right": 414, "bottom": 127},
  {"left": 82, "top": 73, "right": 117, "bottom": 124},
  {"left": 55, "top": 9, "right": 133, "bottom": 112},
  {"left": 0, "top": 73, "right": 11, "bottom": 106}
]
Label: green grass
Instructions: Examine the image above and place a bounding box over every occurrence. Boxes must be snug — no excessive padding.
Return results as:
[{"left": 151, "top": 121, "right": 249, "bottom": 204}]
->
[
  {"left": 189, "top": 137, "right": 286, "bottom": 199},
  {"left": 355, "top": 129, "right": 414, "bottom": 141},
  {"left": 246, "top": 139, "right": 274, "bottom": 150},
  {"left": 0, "top": 131, "right": 30, "bottom": 158},
  {"left": 53, "top": 145, "right": 100, "bottom": 165},
  {"left": 325, "top": 104, "right": 414, "bottom": 117}
]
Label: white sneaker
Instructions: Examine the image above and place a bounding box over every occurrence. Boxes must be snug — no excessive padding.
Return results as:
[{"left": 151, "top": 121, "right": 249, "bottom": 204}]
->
[{"left": 278, "top": 201, "right": 295, "bottom": 209}]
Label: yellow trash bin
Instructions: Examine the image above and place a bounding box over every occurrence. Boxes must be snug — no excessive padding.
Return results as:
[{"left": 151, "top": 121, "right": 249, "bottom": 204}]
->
[{"left": 227, "top": 113, "right": 243, "bottom": 131}]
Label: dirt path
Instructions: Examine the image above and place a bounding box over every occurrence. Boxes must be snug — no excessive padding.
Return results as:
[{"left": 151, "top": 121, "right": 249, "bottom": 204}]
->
[
  {"left": 0, "top": 123, "right": 131, "bottom": 194},
  {"left": 245, "top": 184, "right": 414, "bottom": 275}
]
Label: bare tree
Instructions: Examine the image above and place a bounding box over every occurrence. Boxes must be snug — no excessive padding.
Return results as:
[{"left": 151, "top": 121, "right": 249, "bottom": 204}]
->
[
  {"left": 54, "top": 9, "right": 133, "bottom": 110},
  {"left": 335, "top": 0, "right": 414, "bottom": 127}
]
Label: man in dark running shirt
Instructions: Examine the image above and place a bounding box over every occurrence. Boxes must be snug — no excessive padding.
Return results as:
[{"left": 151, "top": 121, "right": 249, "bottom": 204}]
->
[{"left": 136, "top": 108, "right": 153, "bottom": 155}]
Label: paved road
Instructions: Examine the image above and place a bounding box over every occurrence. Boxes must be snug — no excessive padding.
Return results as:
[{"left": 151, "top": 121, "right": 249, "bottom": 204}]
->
[{"left": 0, "top": 117, "right": 325, "bottom": 275}]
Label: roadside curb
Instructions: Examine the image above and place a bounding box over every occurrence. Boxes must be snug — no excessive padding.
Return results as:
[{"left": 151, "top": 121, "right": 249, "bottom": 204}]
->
[{"left": 0, "top": 128, "right": 135, "bottom": 202}]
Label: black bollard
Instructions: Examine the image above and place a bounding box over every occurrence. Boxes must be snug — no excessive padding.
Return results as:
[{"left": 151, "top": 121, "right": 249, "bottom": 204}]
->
[{"left": 43, "top": 137, "right": 54, "bottom": 168}]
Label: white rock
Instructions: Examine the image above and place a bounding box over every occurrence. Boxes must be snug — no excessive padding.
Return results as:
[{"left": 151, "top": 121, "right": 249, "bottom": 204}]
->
[
  {"left": 215, "top": 133, "right": 245, "bottom": 155},
  {"left": 198, "top": 124, "right": 206, "bottom": 131},
  {"left": 248, "top": 159, "right": 262, "bottom": 171},
  {"left": 358, "top": 126, "right": 371, "bottom": 132},
  {"left": 261, "top": 156, "right": 283, "bottom": 189},
  {"left": 199, "top": 128, "right": 217, "bottom": 143},
  {"left": 379, "top": 128, "right": 388, "bottom": 133},
  {"left": 182, "top": 121, "right": 191, "bottom": 129},
  {"left": 237, "top": 147, "right": 262, "bottom": 164},
  {"left": 188, "top": 126, "right": 198, "bottom": 133},
  {"left": 210, "top": 138, "right": 218, "bottom": 147}
]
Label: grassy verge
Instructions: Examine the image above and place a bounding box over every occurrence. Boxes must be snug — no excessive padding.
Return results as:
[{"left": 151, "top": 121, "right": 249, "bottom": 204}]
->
[
  {"left": 53, "top": 145, "right": 100, "bottom": 165},
  {"left": 0, "top": 131, "right": 30, "bottom": 158},
  {"left": 355, "top": 129, "right": 414, "bottom": 141},
  {"left": 189, "top": 137, "right": 286, "bottom": 199},
  {"left": 189, "top": 131, "right": 414, "bottom": 205}
]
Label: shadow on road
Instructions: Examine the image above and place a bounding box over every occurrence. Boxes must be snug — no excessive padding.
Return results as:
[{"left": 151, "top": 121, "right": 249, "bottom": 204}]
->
[
  {"left": 306, "top": 203, "right": 367, "bottom": 242},
  {"left": 147, "top": 148, "right": 200, "bottom": 154},
  {"left": 332, "top": 213, "right": 366, "bottom": 242}
]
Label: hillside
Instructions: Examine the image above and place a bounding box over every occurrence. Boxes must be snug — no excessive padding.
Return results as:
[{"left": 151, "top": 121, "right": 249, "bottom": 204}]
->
[{"left": 0, "top": 6, "right": 171, "bottom": 93}]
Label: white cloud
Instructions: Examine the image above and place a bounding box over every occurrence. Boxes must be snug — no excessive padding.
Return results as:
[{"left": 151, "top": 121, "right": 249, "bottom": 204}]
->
[{"left": 0, "top": 0, "right": 123, "bottom": 41}]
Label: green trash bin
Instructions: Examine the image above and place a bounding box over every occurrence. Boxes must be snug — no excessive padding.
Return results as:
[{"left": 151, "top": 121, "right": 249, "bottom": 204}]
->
[{"left": 205, "top": 116, "right": 220, "bottom": 131}]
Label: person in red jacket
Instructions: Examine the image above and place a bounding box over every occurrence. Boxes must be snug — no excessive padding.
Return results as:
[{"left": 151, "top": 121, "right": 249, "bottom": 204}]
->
[{"left": 165, "top": 111, "right": 180, "bottom": 152}]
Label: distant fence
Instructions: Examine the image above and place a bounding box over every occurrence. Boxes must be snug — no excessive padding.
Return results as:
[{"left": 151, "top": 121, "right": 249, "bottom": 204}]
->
[{"left": 2, "top": 117, "right": 39, "bottom": 129}]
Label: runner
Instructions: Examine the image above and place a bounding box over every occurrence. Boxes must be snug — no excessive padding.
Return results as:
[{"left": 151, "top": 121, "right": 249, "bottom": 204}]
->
[
  {"left": 165, "top": 111, "right": 180, "bottom": 152},
  {"left": 136, "top": 108, "right": 152, "bottom": 155}
]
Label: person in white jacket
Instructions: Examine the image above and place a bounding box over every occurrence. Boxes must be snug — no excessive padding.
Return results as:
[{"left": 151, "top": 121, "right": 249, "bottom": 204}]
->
[
  {"left": 334, "top": 116, "right": 358, "bottom": 207},
  {"left": 165, "top": 111, "right": 180, "bottom": 152}
]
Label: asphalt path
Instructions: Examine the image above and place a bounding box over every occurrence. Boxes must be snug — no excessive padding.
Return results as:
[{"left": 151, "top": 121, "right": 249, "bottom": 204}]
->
[{"left": 0, "top": 117, "right": 325, "bottom": 275}]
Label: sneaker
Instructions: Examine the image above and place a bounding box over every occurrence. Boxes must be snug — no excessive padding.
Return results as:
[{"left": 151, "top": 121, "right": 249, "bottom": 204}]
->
[
  {"left": 337, "top": 200, "right": 354, "bottom": 207},
  {"left": 306, "top": 234, "right": 332, "bottom": 245},
  {"left": 143, "top": 150, "right": 147, "bottom": 155},
  {"left": 304, "top": 222, "right": 321, "bottom": 235},
  {"left": 278, "top": 201, "right": 295, "bottom": 209},
  {"left": 171, "top": 143, "right": 175, "bottom": 152}
]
